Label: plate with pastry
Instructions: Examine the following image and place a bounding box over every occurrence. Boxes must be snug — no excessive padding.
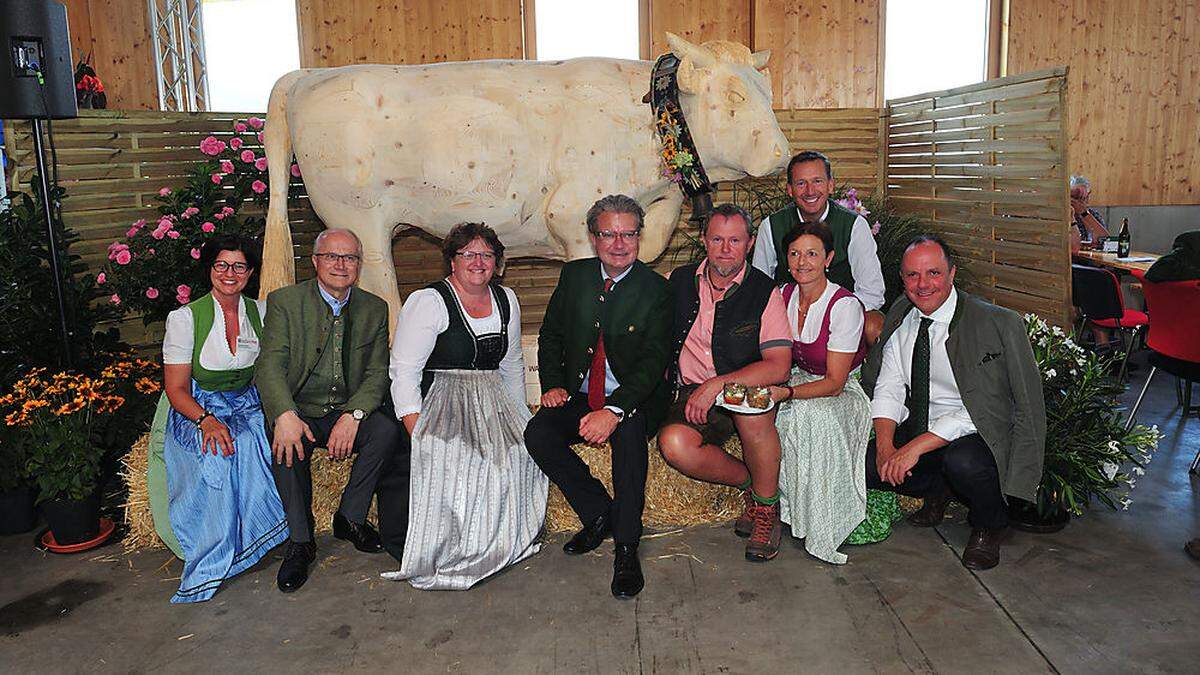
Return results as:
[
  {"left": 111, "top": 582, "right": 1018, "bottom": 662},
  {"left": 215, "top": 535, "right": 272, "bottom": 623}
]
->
[{"left": 715, "top": 383, "right": 775, "bottom": 414}]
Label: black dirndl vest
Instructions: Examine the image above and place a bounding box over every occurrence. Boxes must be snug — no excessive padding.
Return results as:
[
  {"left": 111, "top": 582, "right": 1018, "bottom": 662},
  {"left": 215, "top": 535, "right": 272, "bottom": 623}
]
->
[{"left": 420, "top": 280, "right": 511, "bottom": 397}]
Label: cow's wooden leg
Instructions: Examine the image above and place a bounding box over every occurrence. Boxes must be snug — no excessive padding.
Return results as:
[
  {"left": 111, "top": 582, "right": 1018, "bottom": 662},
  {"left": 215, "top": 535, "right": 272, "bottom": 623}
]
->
[
  {"left": 638, "top": 193, "right": 685, "bottom": 263},
  {"left": 351, "top": 223, "right": 402, "bottom": 339}
]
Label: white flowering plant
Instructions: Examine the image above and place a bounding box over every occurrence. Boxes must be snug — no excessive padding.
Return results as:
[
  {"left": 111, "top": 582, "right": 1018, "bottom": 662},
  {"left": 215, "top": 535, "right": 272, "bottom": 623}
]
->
[{"left": 1025, "top": 314, "right": 1159, "bottom": 517}]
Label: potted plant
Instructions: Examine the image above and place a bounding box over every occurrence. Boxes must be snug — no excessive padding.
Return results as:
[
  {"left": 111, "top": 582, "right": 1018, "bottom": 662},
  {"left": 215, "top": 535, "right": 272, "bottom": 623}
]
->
[
  {"left": 1010, "top": 315, "right": 1160, "bottom": 531},
  {"left": 0, "top": 423, "right": 36, "bottom": 535}
]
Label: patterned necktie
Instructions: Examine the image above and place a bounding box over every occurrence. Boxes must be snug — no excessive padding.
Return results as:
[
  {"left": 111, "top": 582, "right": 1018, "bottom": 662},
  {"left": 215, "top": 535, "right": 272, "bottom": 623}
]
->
[
  {"left": 587, "top": 278, "right": 615, "bottom": 411},
  {"left": 910, "top": 317, "right": 933, "bottom": 434}
]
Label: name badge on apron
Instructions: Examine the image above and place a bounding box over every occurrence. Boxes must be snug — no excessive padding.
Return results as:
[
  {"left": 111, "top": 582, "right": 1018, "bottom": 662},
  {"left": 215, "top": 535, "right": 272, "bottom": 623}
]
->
[{"left": 236, "top": 336, "right": 259, "bottom": 352}]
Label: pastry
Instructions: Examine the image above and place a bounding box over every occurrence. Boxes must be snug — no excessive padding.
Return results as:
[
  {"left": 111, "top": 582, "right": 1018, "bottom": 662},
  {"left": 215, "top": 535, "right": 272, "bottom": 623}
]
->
[{"left": 722, "top": 382, "right": 746, "bottom": 405}]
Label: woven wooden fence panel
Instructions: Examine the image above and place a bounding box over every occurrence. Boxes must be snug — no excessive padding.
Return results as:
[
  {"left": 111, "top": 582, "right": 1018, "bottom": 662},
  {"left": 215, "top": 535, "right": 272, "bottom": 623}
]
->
[
  {"left": 885, "top": 67, "right": 1072, "bottom": 325},
  {"left": 3, "top": 107, "right": 882, "bottom": 347}
]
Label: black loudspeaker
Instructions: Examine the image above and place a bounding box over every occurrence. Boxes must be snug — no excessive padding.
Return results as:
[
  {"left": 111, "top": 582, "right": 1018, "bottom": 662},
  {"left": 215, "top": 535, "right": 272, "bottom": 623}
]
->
[{"left": 0, "top": 0, "right": 77, "bottom": 119}]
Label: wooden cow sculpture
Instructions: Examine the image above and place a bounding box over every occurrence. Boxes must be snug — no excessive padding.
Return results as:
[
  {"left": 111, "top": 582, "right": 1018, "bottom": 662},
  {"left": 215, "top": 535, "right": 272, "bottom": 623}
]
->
[{"left": 261, "top": 33, "right": 789, "bottom": 321}]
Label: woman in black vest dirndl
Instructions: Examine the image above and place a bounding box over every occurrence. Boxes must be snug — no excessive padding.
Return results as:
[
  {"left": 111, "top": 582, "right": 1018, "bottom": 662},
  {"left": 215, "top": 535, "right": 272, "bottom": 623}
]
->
[{"left": 384, "top": 223, "right": 548, "bottom": 589}]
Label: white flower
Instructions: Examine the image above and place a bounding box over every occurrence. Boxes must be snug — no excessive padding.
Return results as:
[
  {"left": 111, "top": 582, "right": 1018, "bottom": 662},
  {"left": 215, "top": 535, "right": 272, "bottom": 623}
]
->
[
  {"left": 1107, "top": 439, "right": 1121, "bottom": 452},
  {"left": 1127, "top": 477, "right": 1137, "bottom": 489},
  {"left": 1133, "top": 466, "right": 1145, "bottom": 476},
  {"left": 1102, "top": 461, "right": 1119, "bottom": 480},
  {"left": 1044, "top": 368, "right": 1057, "bottom": 379}
]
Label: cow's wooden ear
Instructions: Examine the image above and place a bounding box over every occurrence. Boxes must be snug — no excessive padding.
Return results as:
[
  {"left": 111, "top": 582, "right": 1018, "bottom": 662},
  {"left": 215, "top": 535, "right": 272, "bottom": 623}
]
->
[{"left": 677, "top": 58, "right": 705, "bottom": 94}]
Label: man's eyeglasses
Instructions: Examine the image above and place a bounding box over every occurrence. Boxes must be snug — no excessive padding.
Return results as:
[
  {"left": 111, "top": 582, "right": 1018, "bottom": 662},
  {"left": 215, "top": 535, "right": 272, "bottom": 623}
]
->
[
  {"left": 455, "top": 251, "right": 496, "bottom": 262},
  {"left": 212, "top": 261, "right": 250, "bottom": 275},
  {"left": 313, "top": 252, "right": 362, "bottom": 265},
  {"left": 594, "top": 230, "right": 640, "bottom": 243}
]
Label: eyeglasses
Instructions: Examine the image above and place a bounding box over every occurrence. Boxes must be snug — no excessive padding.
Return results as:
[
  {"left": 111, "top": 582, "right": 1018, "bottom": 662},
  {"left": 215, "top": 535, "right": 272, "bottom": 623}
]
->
[
  {"left": 455, "top": 251, "right": 496, "bottom": 262},
  {"left": 594, "top": 230, "right": 640, "bottom": 243},
  {"left": 313, "top": 252, "right": 362, "bottom": 265},
  {"left": 212, "top": 261, "right": 250, "bottom": 274}
]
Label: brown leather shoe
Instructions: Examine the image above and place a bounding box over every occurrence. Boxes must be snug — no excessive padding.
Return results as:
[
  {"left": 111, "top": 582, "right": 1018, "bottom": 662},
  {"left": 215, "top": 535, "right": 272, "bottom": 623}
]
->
[
  {"left": 745, "top": 503, "right": 782, "bottom": 562},
  {"left": 734, "top": 489, "right": 754, "bottom": 538},
  {"left": 961, "top": 527, "right": 1011, "bottom": 570},
  {"left": 1185, "top": 538, "right": 1200, "bottom": 561},
  {"left": 907, "top": 489, "right": 952, "bottom": 527}
]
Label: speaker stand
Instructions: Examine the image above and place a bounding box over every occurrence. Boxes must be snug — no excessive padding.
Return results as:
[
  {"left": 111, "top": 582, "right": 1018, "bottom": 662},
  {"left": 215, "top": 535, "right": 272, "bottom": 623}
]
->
[{"left": 30, "top": 117, "right": 73, "bottom": 368}]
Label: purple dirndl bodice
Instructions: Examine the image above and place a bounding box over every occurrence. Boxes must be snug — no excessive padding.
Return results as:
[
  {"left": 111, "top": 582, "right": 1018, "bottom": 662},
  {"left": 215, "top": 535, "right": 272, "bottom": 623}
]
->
[{"left": 782, "top": 282, "right": 867, "bottom": 375}]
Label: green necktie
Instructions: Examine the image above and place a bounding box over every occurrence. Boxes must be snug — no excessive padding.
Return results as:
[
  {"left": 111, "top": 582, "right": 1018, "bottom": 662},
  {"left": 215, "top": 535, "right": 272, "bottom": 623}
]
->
[{"left": 910, "top": 317, "right": 932, "bottom": 434}]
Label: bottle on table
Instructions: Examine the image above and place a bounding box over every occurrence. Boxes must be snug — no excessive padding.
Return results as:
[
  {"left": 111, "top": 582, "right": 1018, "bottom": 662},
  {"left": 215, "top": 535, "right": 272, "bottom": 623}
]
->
[{"left": 1118, "top": 218, "right": 1131, "bottom": 258}]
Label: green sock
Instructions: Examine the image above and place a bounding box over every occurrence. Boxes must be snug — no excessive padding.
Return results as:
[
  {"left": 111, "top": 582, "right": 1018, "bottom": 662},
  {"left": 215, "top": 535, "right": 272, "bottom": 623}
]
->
[
  {"left": 736, "top": 477, "right": 753, "bottom": 491},
  {"left": 752, "top": 490, "right": 779, "bottom": 506}
]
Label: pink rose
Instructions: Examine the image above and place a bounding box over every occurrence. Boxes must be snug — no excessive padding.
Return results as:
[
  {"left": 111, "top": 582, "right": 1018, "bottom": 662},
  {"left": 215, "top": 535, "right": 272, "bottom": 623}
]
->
[
  {"left": 251, "top": 180, "right": 267, "bottom": 194},
  {"left": 257, "top": 132, "right": 264, "bottom": 143},
  {"left": 148, "top": 248, "right": 155, "bottom": 255},
  {"left": 126, "top": 225, "right": 141, "bottom": 238},
  {"left": 248, "top": 117, "right": 264, "bottom": 130},
  {"left": 201, "top": 221, "right": 216, "bottom": 233},
  {"left": 221, "top": 206, "right": 234, "bottom": 216},
  {"left": 290, "top": 163, "right": 302, "bottom": 178},
  {"left": 255, "top": 157, "right": 268, "bottom": 171},
  {"left": 220, "top": 159, "right": 235, "bottom": 173},
  {"left": 234, "top": 122, "right": 248, "bottom": 133},
  {"left": 151, "top": 228, "right": 165, "bottom": 240},
  {"left": 190, "top": 247, "right": 201, "bottom": 259},
  {"left": 110, "top": 294, "right": 121, "bottom": 305},
  {"left": 158, "top": 216, "right": 173, "bottom": 229},
  {"left": 115, "top": 250, "right": 132, "bottom": 265},
  {"left": 96, "top": 272, "right": 106, "bottom": 284},
  {"left": 107, "top": 242, "right": 129, "bottom": 259},
  {"left": 181, "top": 207, "right": 199, "bottom": 219},
  {"left": 212, "top": 173, "right": 223, "bottom": 184},
  {"left": 177, "top": 284, "right": 191, "bottom": 296},
  {"left": 145, "top": 287, "right": 159, "bottom": 300},
  {"left": 167, "top": 230, "right": 180, "bottom": 239},
  {"left": 240, "top": 149, "right": 255, "bottom": 163},
  {"left": 213, "top": 213, "right": 224, "bottom": 220},
  {"left": 230, "top": 137, "right": 243, "bottom": 150},
  {"left": 158, "top": 187, "right": 172, "bottom": 197},
  {"left": 199, "top": 136, "right": 227, "bottom": 156},
  {"left": 176, "top": 284, "right": 191, "bottom": 304}
]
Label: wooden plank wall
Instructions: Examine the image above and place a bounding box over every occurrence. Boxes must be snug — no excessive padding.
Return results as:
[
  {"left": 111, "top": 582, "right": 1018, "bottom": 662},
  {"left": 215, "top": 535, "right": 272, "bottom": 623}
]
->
[
  {"left": 63, "top": 0, "right": 158, "bottom": 110},
  {"left": 1006, "top": 0, "right": 1199, "bottom": 206},
  {"left": 3, "top": 107, "right": 881, "bottom": 346},
  {"left": 885, "top": 68, "right": 1072, "bottom": 326}
]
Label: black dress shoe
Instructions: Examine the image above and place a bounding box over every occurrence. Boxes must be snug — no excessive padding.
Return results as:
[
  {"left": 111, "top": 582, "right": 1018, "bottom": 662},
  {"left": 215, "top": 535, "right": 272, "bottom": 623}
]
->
[
  {"left": 277, "top": 541, "right": 317, "bottom": 593},
  {"left": 563, "top": 514, "right": 611, "bottom": 555},
  {"left": 611, "top": 543, "right": 644, "bottom": 599},
  {"left": 333, "top": 512, "right": 384, "bottom": 553},
  {"left": 907, "top": 489, "right": 952, "bottom": 527},
  {"left": 961, "top": 527, "right": 1011, "bottom": 570}
]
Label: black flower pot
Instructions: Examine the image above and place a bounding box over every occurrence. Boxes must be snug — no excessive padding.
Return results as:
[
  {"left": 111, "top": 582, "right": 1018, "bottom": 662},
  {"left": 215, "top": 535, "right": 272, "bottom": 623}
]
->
[
  {"left": 0, "top": 487, "right": 37, "bottom": 535},
  {"left": 1007, "top": 496, "right": 1070, "bottom": 534},
  {"left": 41, "top": 493, "right": 101, "bottom": 545}
]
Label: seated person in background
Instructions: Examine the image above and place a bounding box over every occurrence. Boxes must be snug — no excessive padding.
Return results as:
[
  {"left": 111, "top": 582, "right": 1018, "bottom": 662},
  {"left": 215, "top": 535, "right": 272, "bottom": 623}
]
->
[
  {"left": 1069, "top": 174, "right": 1108, "bottom": 253},
  {"left": 386, "top": 223, "right": 547, "bottom": 590},
  {"left": 768, "top": 221, "right": 874, "bottom": 564},
  {"left": 156, "top": 235, "right": 288, "bottom": 603},
  {"left": 861, "top": 235, "right": 1045, "bottom": 571},
  {"left": 658, "top": 204, "right": 792, "bottom": 563},
  {"left": 1145, "top": 231, "right": 1200, "bottom": 282},
  {"left": 752, "top": 150, "right": 886, "bottom": 344},
  {"left": 255, "top": 228, "right": 404, "bottom": 594}
]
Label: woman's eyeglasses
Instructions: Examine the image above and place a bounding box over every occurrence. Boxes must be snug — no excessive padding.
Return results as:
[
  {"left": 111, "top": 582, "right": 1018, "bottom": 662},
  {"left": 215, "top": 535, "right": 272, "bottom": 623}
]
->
[
  {"left": 212, "top": 261, "right": 250, "bottom": 274},
  {"left": 455, "top": 251, "right": 497, "bottom": 262}
]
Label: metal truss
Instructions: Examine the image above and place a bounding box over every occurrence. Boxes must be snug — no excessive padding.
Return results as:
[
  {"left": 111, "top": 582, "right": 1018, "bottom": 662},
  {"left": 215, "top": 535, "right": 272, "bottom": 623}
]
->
[{"left": 148, "top": 0, "right": 210, "bottom": 111}]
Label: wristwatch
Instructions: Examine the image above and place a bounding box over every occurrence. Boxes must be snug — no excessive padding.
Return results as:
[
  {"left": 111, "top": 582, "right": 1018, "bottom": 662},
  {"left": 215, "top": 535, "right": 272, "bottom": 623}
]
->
[{"left": 349, "top": 409, "right": 366, "bottom": 421}]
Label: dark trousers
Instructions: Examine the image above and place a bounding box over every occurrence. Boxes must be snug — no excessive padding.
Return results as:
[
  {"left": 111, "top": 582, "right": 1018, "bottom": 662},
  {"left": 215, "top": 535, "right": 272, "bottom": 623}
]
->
[
  {"left": 524, "top": 395, "right": 648, "bottom": 544},
  {"left": 865, "top": 432, "right": 1008, "bottom": 529},
  {"left": 270, "top": 408, "right": 405, "bottom": 544}
]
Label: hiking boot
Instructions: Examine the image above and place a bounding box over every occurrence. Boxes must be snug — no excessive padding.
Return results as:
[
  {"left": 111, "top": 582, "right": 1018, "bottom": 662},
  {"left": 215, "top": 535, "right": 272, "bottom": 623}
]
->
[
  {"left": 745, "top": 502, "right": 782, "bottom": 562},
  {"left": 734, "top": 488, "right": 754, "bottom": 538}
]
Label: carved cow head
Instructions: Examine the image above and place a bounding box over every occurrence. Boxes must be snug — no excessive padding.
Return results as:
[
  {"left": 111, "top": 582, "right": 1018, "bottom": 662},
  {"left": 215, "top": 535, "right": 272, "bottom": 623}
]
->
[{"left": 666, "top": 33, "right": 789, "bottom": 181}]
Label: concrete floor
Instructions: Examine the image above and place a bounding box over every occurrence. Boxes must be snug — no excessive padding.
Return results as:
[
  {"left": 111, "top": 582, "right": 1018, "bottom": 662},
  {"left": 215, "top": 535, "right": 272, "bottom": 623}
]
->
[{"left": 2, "top": 351, "right": 1198, "bottom": 674}]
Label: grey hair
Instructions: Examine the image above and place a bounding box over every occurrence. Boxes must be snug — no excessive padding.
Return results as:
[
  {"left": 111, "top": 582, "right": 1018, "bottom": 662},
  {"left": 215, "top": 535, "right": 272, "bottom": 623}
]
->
[
  {"left": 1069, "top": 175, "right": 1091, "bottom": 192},
  {"left": 585, "top": 194, "right": 645, "bottom": 234},
  {"left": 703, "top": 203, "right": 754, "bottom": 237},
  {"left": 314, "top": 228, "right": 363, "bottom": 255}
]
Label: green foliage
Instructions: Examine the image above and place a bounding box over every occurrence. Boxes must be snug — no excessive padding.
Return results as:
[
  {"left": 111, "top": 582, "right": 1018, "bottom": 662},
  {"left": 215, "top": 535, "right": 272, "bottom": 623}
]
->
[
  {"left": 1025, "top": 314, "right": 1159, "bottom": 516},
  {"left": 23, "top": 415, "right": 104, "bottom": 503}
]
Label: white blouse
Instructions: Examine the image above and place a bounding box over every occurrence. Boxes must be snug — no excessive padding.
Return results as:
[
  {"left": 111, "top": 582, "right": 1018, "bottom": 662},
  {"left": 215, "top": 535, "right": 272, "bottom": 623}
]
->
[
  {"left": 784, "top": 281, "right": 865, "bottom": 354},
  {"left": 389, "top": 283, "right": 525, "bottom": 418},
  {"left": 162, "top": 296, "right": 267, "bottom": 370}
]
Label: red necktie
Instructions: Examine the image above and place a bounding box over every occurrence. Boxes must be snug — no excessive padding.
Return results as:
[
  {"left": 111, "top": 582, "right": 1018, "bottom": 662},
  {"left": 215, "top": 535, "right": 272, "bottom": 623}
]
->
[{"left": 587, "top": 278, "right": 615, "bottom": 411}]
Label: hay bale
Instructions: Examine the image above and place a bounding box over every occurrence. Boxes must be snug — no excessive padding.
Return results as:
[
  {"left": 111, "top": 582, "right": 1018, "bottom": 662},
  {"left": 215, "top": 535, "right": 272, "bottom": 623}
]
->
[
  {"left": 543, "top": 436, "right": 744, "bottom": 534},
  {"left": 121, "top": 432, "right": 373, "bottom": 552}
]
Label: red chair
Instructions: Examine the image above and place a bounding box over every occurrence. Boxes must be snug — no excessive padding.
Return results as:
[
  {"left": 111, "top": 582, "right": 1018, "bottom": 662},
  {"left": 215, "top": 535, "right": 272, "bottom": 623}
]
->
[
  {"left": 1125, "top": 269, "right": 1200, "bottom": 473},
  {"left": 1072, "top": 264, "right": 1148, "bottom": 381}
]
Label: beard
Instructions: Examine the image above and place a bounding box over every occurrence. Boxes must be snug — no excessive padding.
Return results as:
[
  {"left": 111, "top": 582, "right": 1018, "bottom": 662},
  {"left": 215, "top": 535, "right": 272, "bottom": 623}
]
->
[{"left": 709, "top": 259, "right": 746, "bottom": 279}]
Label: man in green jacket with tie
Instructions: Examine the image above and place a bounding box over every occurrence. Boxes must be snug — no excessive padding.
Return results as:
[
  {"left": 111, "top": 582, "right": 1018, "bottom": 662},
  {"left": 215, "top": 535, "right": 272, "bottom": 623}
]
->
[
  {"left": 525, "top": 195, "right": 672, "bottom": 599},
  {"left": 256, "top": 228, "right": 405, "bottom": 593}
]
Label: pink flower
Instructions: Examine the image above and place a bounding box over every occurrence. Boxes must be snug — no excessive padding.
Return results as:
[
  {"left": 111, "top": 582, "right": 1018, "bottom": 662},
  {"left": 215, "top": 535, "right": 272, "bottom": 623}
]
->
[
  {"left": 176, "top": 284, "right": 191, "bottom": 296},
  {"left": 96, "top": 272, "right": 106, "bottom": 284},
  {"left": 247, "top": 116, "right": 264, "bottom": 130},
  {"left": 220, "top": 159, "right": 235, "bottom": 173},
  {"left": 290, "top": 163, "right": 302, "bottom": 178},
  {"left": 158, "top": 187, "right": 172, "bottom": 197},
  {"left": 115, "top": 250, "right": 132, "bottom": 265},
  {"left": 181, "top": 207, "right": 200, "bottom": 219},
  {"left": 240, "top": 149, "right": 255, "bottom": 163},
  {"left": 107, "top": 242, "right": 129, "bottom": 259},
  {"left": 234, "top": 122, "right": 248, "bottom": 133},
  {"left": 211, "top": 173, "right": 223, "bottom": 184},
  {"left": 201, "top": 221, "right": 215, "bottom": 233},
  {"left": 151, "top": 228, "right": 165, "bottom": 240},
  {"left": 230, "top": 137, "right": 243, "bottom": 150},
  {"left": 257, "top": 132, "right": 264, "bottom": 143},
  {"left": 126, "top": 225, "right": 141, "bottom": 238},
  {"left": 126, "top": 218, "right": 146, "bottom": 238},
  {"left": 167, "top": 230, "right": 180, "bottom": 239},
  {"left": 251, "top": 180, "right": 267, "bottom": 194},
  {"left": 176, "top": 284, "right": 191, "bottom": 304},
  {"left": 110, "top": 294, "right": 121, "bottom": 305},
  {"left": 145, "top": 287, "right": 159, "bottom": 300},
  {"left": 871, "top": 221, "right": 882, "bottom": 236},
  {"left": 199, "top": 136, "right": 227, "bottom": 156},
  {"left": 148, "top": 248, "right": 155, "bottom": 255},
  {"left": 213, "top": 213, "right": 224, "bottom": 220},
  {"left": 221, "top": 206, "right": 234, "bottom": 216},
  {"left": 190, "top": 247, "right": 201, "bottom": 259},
  {"left": 255, "top": 157, "right": 268, "bottom": 171},
  {"left": 158, "top": 216, "right": 173, "bottom": 230}
]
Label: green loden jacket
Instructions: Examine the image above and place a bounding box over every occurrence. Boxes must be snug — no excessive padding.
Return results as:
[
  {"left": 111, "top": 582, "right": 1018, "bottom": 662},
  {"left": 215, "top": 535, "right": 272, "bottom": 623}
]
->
[
  {"left": 538, "top": 258, "right": 672, "bottom": 432},
  {"left": 861, "top": 289, "right": 1047, "bottom": 501},
  {"left": 254, "top": 278, "right": 392, "bottom": 425}
]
